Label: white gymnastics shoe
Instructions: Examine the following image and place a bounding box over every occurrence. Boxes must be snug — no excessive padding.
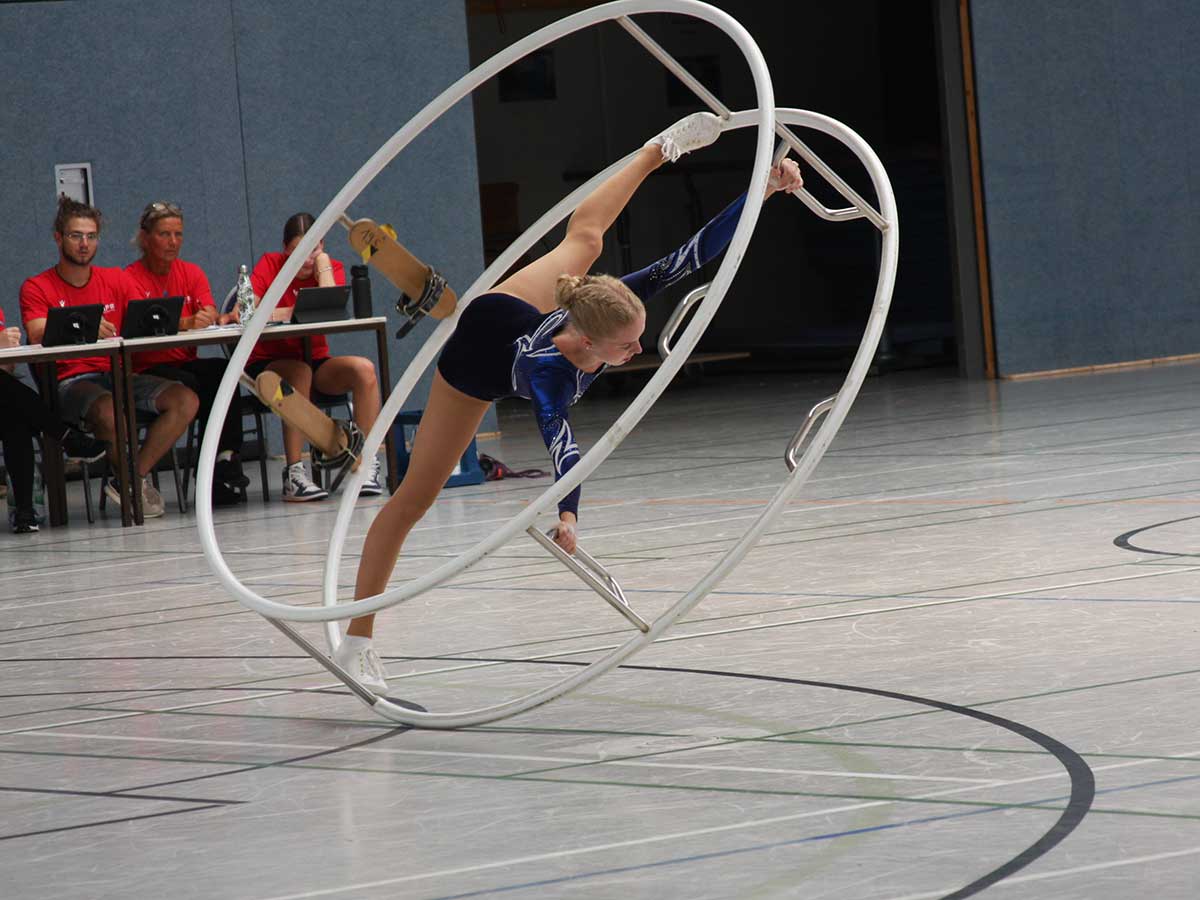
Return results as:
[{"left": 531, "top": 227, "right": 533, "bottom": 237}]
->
[
  {"left": 646, "top": 111, "right": 723, "bottom": 162},
  {"left": 332, "top": 635, "right": 389, "bottom": 694}
]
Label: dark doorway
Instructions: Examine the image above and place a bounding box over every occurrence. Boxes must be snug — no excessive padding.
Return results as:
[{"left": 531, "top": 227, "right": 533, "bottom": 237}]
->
[{"left": 466, "top": 0, "right": 957, "bottom": 373}]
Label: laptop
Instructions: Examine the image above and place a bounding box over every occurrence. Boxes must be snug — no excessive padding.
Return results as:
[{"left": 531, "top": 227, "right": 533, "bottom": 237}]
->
[
  {"left": 42, "top": 304, "right": 105, "bottom": 346},
  {"left": 121, "top": 296, "right": 185, "bottom": 338},
  {"left": 292, "top": 286, "right": 351, "bottom": 324}
]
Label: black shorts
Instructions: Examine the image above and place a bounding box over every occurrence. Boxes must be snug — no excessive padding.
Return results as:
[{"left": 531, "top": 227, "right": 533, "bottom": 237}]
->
[
  {"left": 245, "top": 356, "right": 334, "bottom": 379},
  {"left": 437, "top": 292, "right": 547, "bottom": 401}
]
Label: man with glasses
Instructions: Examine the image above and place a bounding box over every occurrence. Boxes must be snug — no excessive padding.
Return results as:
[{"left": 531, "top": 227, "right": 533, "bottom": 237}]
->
[
  {"left": 19, "top": 196, "right": 199, "bottom": 518},
  {"left": 125, "top": 201, "right": 248, "bottom": 506}
]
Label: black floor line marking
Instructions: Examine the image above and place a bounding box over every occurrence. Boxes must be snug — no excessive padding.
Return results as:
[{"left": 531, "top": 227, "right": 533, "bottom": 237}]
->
[
  {"left": 0, "top": 803, "right": 225, "bottom": 843},
  {"left": 118, "top": 723, "right": 410, "bottom": 795},
  {"left": 0, "top": 784, "right": 244, "bottom": 806},
  {"left": 0, "top": 656, "right": 1094, "bottom": 896},
  {"left": 617, "top": 661, "right": 1095, "bottom": 900},
  {"left": 1113, "top": 515, "right": 1200, "bottom": 557}
]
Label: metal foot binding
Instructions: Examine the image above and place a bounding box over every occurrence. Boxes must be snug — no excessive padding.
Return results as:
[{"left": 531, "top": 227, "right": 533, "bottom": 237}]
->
[{"left": 395, "top": 269, "right": 449, "bottom": 339}]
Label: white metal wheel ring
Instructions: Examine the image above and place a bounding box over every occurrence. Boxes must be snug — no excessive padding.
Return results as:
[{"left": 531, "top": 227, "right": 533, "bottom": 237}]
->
[
  {"left": 359, "top": 106, "right": 897, "bottom": 728},
  {"left": 194, "top": 0, "right": 776, "bottom": 626}
]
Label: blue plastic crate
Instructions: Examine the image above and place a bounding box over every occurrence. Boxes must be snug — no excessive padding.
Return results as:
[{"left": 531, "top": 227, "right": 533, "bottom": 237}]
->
[{"left": 391, "top": 409, "right": 484, "bottom": 488}]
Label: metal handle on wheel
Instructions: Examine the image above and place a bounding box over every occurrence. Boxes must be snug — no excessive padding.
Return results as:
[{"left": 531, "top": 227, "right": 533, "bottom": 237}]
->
[
  {"left": 785, "top": 394, "right": 837, "bottom": 472},
  {"left": 526, "top": 527, "right": 650, "bottom": 632},
  {"left": 658, "top": 283, "right": 710, "bottom": 360}
]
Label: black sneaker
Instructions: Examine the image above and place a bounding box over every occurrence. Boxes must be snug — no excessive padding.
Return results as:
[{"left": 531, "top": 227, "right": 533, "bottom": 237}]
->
[
  {"left": 211, "top": 478, "right": 244, "bottom": 507},
  {"left": 61, "top": 428, "right": 107, "bottom": 463},
  {"left": 215, "top": 456, "right": 251, "bottom": 488},
  {"left": 12, "top": 509, "right": 39, "bottom": 534}
]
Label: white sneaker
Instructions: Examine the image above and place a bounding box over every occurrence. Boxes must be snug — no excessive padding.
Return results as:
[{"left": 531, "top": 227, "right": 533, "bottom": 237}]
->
[
  {"left": 106, "top": 476, "right": 166, "bottom": 517},
  {"left": 332, "top": 635, "right": 389, "bottom": 693},
  {"left": 140, "top": 477, "right": 165, "bottom": 518},
  {"left": 646, "top": 111, "right": 723, "bottom": 162},
  {"left": 359, "top": 457, "right": 383, "bottom": 497},
  {"left": 282, "top": 462, "right": 328, "bottom": 502}
]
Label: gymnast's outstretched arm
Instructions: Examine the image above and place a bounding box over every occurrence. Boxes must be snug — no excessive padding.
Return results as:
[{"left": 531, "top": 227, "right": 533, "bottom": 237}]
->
[{"left": 620, "top": 159, "right": 802, "bottom": 302}]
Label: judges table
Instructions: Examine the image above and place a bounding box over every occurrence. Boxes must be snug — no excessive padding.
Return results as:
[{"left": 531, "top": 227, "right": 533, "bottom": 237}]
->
[
  {"left": 0, "top": 339, "right": 135, "bottom": 527},
  {"left": 119, "top": 317, "right": 395, "bottom": 525}
]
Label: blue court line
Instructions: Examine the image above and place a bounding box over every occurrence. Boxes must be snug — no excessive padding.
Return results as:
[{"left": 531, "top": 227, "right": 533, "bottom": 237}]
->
[
  {"left": 425, "top": 802, "right": 1017, "bottom": 900},
  {"left": 427, "top": 770, "right": 1200, "bottom": 900}
]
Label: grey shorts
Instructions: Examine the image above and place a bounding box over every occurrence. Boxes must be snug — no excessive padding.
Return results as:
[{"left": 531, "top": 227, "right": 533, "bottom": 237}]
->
[{"left": 58, "top": 372, "right": 178, "bottom": 426}]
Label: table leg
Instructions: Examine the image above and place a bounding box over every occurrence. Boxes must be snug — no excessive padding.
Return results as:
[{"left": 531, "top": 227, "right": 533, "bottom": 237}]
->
[
  {"left": 375, "top": 323, "right": 398, "bottom": 493},
  {"left": 36, "top": 362, "right": 68, "bottom": 527},
  {"left": 113, "top": 349, "right": 138, "bottom": 526}
]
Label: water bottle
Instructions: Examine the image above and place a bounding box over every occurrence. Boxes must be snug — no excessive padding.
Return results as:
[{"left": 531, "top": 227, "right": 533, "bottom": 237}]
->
[
  {"left": 235, "top": 264, "right": 257, "bottom": 325},
  {"left": 351, "top": 265, "right": 373, "bottom": 318}
]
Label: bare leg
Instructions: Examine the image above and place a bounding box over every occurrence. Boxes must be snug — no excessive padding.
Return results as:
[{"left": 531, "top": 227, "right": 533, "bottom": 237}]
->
[
  {"left": 83, "top": 395, "right": 117, "bottom": 444},
  {"left": 495, "top": 145, "right": 665, "bottom": 313},
  {"left": 313, "top": 355, "right": 380, "bottom": 434},
  {"left": 266, "top": 359, "right": 314, "bottom": 465},
  {"left": 83, "top": 395, "right": 124, "bottom": 475},
  {"left": 138, "top": 383, "right": 199, "bottom": 477},
  {"left": 347, "top": 372, "right": 489, "bottom": 638}
]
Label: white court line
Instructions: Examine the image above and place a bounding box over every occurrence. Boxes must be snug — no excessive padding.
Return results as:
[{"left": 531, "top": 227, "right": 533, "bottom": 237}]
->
[
  {"left": 611, "top": 421, "right": 1200, "bottom": 504},
  {"left": 3, "top": 565, "right": 334, "bottom": 613},
  {"left": 8, "top": 559, "right": 1193, "bottom": 740},
  {"left": 0, "top": 690, "right": 294, "bottom": 736},
  {"left": 584, "top": 456, "right": 1200, "bottom": 544},
  {"left": 370, "top": 561, "right": 1200, "bottom": 686},
  {"left": 254, "top": 745, "right": 1200, "bottom": 900},
  {"left": 0, "top": 730, "right": 992, "bottom": 784},
  {"left": 881, "top": 844, "right": 1200, "bottom": 900},
  {"left": 9, "top": 428, "right": 1194, "bottom": 597},
  {"left": 8, "top": 710, "right": 1199, "bottom": 900}
]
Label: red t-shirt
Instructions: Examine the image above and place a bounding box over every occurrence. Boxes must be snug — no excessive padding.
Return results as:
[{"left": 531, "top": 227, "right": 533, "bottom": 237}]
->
[
  {"left": 124, "top": 258, "right": 216, "bottom": 370},
  {"left": 247, "top": 252, "right": 344, "bottom": 364},
  {"left": 19, "top": 266, "right": 137, "bottom": 381}
]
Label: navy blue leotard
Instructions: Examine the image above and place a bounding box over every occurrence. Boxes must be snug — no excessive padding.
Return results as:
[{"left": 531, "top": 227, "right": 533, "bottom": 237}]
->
[{"left": 437, "top": 192, "right": 747, "bottom": 518}]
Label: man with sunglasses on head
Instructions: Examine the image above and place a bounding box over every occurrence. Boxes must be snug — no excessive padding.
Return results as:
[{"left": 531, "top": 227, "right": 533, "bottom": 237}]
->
[
  {"left": 19, "top": 196, "right": 199, "bottom": 518},
  {"left": 125, "top": 201, "right": 248, "bottom": 505}
]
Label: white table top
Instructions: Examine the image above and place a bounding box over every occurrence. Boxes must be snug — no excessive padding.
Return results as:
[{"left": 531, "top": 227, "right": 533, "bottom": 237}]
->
[{"left": 0, "top": 317, "right": 390, "bottom": 360}]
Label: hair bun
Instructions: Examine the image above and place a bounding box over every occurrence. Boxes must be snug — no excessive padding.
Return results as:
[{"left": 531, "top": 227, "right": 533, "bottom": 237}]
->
[{"left": 555, "top": 274, "right": 588, "bottom": 308}]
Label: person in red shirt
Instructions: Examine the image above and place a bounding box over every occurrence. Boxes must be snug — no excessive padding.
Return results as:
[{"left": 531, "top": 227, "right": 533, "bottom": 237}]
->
[
  {"left": 1, "top": 310, "right": 107, "bottom": 532},
  {"left": 20, "top": 196, "right": 199, "bottom": 518},
  {"left": 125, "top": 201, "right": 248, "bottom": 506},
  {"left": 244, "top": 212, "right": 383, "bottom": 502}
]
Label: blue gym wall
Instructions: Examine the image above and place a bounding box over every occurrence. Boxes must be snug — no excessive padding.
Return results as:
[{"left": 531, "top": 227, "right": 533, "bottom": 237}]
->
[
  {"left": 0, "top": 0, "right": 488, "bottom": 424},
  {"left": 970, "top": 0, "right": 1200, "bottom": 376}
]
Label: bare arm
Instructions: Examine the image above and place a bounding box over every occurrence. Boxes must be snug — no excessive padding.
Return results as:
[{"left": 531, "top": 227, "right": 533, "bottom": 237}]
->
[
  {"left": 1, "top": 326, "right": 20, "bottom": 372},
  {"left": 25, "top": 317, "right": 47, "bottom": 345},
  {"left": 313, "top": 251, "right": 337, "bottom": 288}
]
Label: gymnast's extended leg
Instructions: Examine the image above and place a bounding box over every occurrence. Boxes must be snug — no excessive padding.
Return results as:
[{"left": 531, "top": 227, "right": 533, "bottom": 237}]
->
[{"left": 342, "top": 373, "right": 488, "bottom": 623}]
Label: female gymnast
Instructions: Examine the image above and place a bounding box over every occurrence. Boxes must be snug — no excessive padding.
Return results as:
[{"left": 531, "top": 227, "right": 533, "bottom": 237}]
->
[{"left": 334, "top": 113, "right": 802, "bottom": 689}]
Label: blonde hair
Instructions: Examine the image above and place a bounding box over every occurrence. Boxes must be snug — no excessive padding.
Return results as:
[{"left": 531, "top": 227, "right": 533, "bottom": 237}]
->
[
  {"left": 555, "top": 274, "right": 643, "bottom": 339},
  {"left": 132, "top": 201, "right": 183, "bottom": 250}
]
